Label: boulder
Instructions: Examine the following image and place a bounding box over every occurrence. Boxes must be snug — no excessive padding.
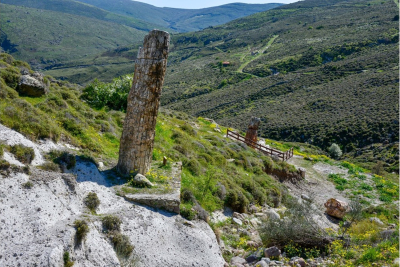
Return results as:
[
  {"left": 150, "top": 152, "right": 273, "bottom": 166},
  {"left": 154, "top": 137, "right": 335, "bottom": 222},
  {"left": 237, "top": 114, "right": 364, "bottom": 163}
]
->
[
  {"left": 264, "top": 246, "right": 281, "bottom": 258},
  {"left": 255, "top": 260, "right": 268, "bottom": 267},
  {"left": 233, "top": 212, "right": 247, "bottom": 220},
  {"left": 231, "top": 256, "right": 247, "bottom": 267},
  {"left": 298, "top": 167, "right": 306, "bottom": 178},
  {"left": 132, "top": 173, "right": 154, "bottom": 187},
  {"left": 249, "top": 204, "right": 260, "bottom": 214},
  {"left": 380, "top": 229, "right": 396, "bottom": 240},
  {"left": 265, "top": 209, "right": 280, "bottom": 220},
  {"left": 245, "top": 254, "right": 258, "bottom": 263},
  {"left": 261, "top": 257, "right": 271, "bottom": 264},
  {"left": 292, "top": 258, "right": 306, "bottom": 267},
  {"left": 301, "top": 194, "right": 311, "bottom": 202},
  {"left": 233, "top": 218, "right": 243, "bottom": 226},
  {"left": 324, "top": 198, "right": 349, "bottom": 219},
  {"left": 250, "top": 218, "right": 261, "bottom": 227},
  {"left": 369, "top": 217, "right": 384, "bottom": 226},
  {"left": 18, "top": 72, "right": 49, "bottom": 97}
]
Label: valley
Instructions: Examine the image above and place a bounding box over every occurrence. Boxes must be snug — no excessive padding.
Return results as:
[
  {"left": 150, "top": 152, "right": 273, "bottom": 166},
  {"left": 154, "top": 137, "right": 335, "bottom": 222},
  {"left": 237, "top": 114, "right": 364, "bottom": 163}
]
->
[{"left": 0, "top": 0, "right": 398, "bottom": 266}]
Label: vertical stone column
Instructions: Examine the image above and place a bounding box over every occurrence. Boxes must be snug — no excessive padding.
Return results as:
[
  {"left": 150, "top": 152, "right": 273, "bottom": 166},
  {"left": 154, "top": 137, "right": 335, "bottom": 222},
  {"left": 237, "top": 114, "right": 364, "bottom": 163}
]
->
[
  {"left": 117, "top": 30, "right": 170, "bottom": 176},
  {"left": 245, "top": 117, "right": 261, "bottom": 146}
]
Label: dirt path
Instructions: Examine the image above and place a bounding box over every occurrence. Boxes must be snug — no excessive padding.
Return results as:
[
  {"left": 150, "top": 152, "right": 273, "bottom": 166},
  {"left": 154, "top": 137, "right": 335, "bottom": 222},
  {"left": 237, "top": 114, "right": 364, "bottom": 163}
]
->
[
  {"left": 237, "top": 35, "right": 279, "bottom": 73},
  {"left": 286, "top": 156, "right": 350, "bottom": 211}
]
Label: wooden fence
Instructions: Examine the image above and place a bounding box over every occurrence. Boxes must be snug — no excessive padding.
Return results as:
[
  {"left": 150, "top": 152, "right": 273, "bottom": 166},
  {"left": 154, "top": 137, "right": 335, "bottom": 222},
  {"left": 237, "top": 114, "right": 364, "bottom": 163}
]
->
[{"left": 226, "top": 129, "right": 294, "bottom": 161}]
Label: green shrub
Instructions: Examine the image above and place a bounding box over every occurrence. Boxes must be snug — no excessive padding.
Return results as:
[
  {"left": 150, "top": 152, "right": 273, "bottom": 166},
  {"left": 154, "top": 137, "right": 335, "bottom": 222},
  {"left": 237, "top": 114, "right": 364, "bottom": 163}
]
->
[
  {"left": 102, "top": 215, "right": 122, "bottom": 232},
  {"left": 74, "top": 220, "right": 89, "bottom": 244},
  {"left": 10, "top": 145, "right": 35, "bottom": 164},
  {"left": 81, "top": 75, "right": 132, "bottom": 111},
  {"left": 180, "top": 123, "right": 196, "bottom": 136},
  {"left": 180, "top": 204, "right": 196, "bottom": 220},
  {"left": 261, "top": 195, "right": 330, "bottom": 250},
  {"left": 0, "top": 159, "right": 10, "bottom": 170},
  {"left": 0, "top": 144, "right": 3, "bottom": 158},
  {"left": 63, "top": 251, "right": 74, "bottom": 267},
  {"left": 49, "top": 151, "right": 76, "bottom": 170},
  {"left": 184, "top": 159, "right": 201, "bottom": 176},
  {"left": 22, "top": 181, "right": 33, "bottom": 189},
  {"left": 328, "top": 143, "right": 342, "bottom": 159},
  {"left": 225, "top": 189, "right": 249, "bottom": 213},
  {"left": 181, "top": 188, "right": 196, "bottom": 203},
  {"left": 109, "top": 231, "right": 134, "bottom": 258},
  {"left": 0, "top": 67, "right": 20, "bottom": 89},
  {"left": 62, "top": 119, "right": 84, "bottom": 136},
  {"left": 38, "top": 162, "right": 60, "bottom": 172},
  {"left": 84, "top": 192, "right": 100, "bottom": 212}
]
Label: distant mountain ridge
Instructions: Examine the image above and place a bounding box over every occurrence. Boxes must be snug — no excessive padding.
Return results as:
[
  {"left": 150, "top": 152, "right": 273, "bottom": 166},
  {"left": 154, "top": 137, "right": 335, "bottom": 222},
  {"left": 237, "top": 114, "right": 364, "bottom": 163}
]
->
[
  {"left": 0, "top": 2, "right": 148, "bottom": 69},
  {"left": 74, "top": 0, "right": 283, "bottom": 32}
]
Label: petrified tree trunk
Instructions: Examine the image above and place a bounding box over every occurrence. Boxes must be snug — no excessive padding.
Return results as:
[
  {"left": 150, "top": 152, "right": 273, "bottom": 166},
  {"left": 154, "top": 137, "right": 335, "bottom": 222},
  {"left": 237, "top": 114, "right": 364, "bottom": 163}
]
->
[
  {"left": 117, "top": 30, "right": 170, "bottom": 176},
  {"left": 245, "top": 117, "right": 261, "bottom": 147}
]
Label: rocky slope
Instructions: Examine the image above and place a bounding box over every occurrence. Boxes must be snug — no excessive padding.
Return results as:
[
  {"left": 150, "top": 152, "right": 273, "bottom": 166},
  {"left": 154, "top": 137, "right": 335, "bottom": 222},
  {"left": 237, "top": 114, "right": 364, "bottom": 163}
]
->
[{"left": 0, "top": 123, "right": 225, "bottom": 267}]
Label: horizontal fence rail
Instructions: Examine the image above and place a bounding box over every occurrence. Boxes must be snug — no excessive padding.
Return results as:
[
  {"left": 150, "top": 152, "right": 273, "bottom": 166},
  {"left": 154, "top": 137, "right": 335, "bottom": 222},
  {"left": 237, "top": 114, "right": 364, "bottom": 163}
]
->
[{"left": 227, "top": 129, "right": 293, "bottom": 161}]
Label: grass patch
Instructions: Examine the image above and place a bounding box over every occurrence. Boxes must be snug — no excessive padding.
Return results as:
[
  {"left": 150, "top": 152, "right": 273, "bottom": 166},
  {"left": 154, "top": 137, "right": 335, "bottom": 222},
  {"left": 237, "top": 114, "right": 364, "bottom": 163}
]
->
[
  {"left": 63, "top": 251, "right": 74, "bottom": 267},
  {"left": 102, "top": 215, "right": 122, "bottom": 232},
  {"left": 74, "top": 219, "right": 89, "bottom": 245},
  {"left": 10, "top": 145, "right": 35, "bottom": 164},
  {"left": 84, "top": 192, "right": 100, "bottom": 213}
]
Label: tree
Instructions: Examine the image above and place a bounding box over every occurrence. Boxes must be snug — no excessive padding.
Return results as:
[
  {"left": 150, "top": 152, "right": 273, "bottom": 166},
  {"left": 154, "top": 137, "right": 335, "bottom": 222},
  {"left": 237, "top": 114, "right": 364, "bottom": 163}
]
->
[{"left": 329, "top": 143, "right": 342, "bottom": 159}]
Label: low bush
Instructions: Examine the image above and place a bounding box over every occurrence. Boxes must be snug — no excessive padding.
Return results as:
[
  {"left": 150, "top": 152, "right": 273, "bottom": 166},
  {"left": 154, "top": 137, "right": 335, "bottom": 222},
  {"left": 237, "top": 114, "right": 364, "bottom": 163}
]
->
[
  {"left": 225, "top": 189, "right": 249, "bottom": 213},
  {"left": 180, "top": 123, "right": 196, "bottom": 136},
  {"left": 102, "top": 215, "right": 122, "bottom": 232},
  {"left": 184, "top": 158, "right": 201, "bottom": 175},
  {"left": 329, "top": 143, "right": 342, "bottom": 159},
  {"left": 22, "top": 181, "right": 33, "bottom": 189},
  {"left": 260, "top": 196, "right": 331, "bottom": 250},
  {"left": 63, "top": 251, "right": 74, "bottom": 267},
  {"left": 108, "top": 231, "right": 134, "bottom": 258},
  {"left": 0, "top": 159, "right": 10, "bottom": 170},
  {"left": 84, "top": 192, "right": 100, "bottom": 213},
  {"left": 180, "top": 204, "right": 196, "bottom": 220},
  {"left": 49, "top": 151, "right": 76, "bottom": 170},
  {"left": 74, "top": 220, "right": 89, "bottom": 244},
  {"left": 10, "top": 145, "right": 35, "bottom": 164},
  {"left": 0, "top": 144, "right": 4, "bottom": 158},
  {"left": 81, "top": 76, "right": 132, "bottom": 111},
  {"left": 38, "top": 162, "right": 60, "bottom": 172}
]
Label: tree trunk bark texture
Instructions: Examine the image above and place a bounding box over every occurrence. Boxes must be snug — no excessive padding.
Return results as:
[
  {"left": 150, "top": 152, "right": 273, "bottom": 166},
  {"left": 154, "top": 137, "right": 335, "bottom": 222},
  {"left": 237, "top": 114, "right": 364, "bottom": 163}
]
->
[
  {"left": 245, "top": 117, "right": 261, "bottom": 147},
  {"left": 117, "top": 30, "right": 170, "bottom": 176}
]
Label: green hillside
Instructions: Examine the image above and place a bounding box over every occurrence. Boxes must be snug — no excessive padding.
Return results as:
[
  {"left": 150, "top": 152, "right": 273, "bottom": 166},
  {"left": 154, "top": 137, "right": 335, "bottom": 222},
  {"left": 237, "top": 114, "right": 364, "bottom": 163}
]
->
[
  {"left": 0, "top": 0, "right": 161, "bottom": 32},
  {"left": 0, "top": 3, "right": 147, "bottom": 70},
  {"left": 159, "top": 0, "right": 399, "bottom": 170},
  {"left": 75, "top": 0, "right": 283, "bottom": 32},
  {"left": 46, "top": 0, "right": 398, "bottom": 171}
]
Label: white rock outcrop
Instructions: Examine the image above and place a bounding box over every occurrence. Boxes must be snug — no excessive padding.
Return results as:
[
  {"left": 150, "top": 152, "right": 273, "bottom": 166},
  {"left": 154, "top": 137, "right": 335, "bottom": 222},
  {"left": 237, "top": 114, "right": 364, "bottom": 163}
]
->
[{"left": 0, "top": 124, "right": 225, "bottom": 267}]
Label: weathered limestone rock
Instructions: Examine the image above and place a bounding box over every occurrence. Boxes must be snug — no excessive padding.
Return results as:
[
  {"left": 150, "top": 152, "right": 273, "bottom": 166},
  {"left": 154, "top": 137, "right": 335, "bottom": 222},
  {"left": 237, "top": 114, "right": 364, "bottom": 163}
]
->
[
  {"left": 124, "top": 162, "right": 181, "bottom": 214},
  {"left": 245, "top": 117, "right": 261, "bottom": 146},
  {"left": 324, "top": 198, "right": 349, "bottom": 219},
  {"left": 264, "top": 246, "right": 281, "bottom": 258},
  {"left": 117, "top": 30, "right": 170, "bottom": 176},
  {"left": 18, "top": 72, "right": 49, "bottom": 97},
  {"left": 230, "top": 256, "right": 247, "bottom": 267},
  {"left": 132, "top": 173, "right": 154, "bottom": 187}
]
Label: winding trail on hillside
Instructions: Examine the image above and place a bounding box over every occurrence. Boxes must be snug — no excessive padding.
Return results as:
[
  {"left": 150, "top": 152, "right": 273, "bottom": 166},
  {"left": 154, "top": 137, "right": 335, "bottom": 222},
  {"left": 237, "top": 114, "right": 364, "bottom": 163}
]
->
[{"left": 237, "top": 34, "right": 279, "bottom": 73}]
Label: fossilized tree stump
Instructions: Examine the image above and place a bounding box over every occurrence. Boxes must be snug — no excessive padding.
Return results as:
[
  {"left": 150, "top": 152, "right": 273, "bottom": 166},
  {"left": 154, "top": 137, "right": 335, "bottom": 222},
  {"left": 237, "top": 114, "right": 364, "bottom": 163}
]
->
[
  {"left": 245, "top": 117, "right": 261, "bottom": 147},
  {"left": 117, "top": 30, "right": 170, "bottom": 176}
]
